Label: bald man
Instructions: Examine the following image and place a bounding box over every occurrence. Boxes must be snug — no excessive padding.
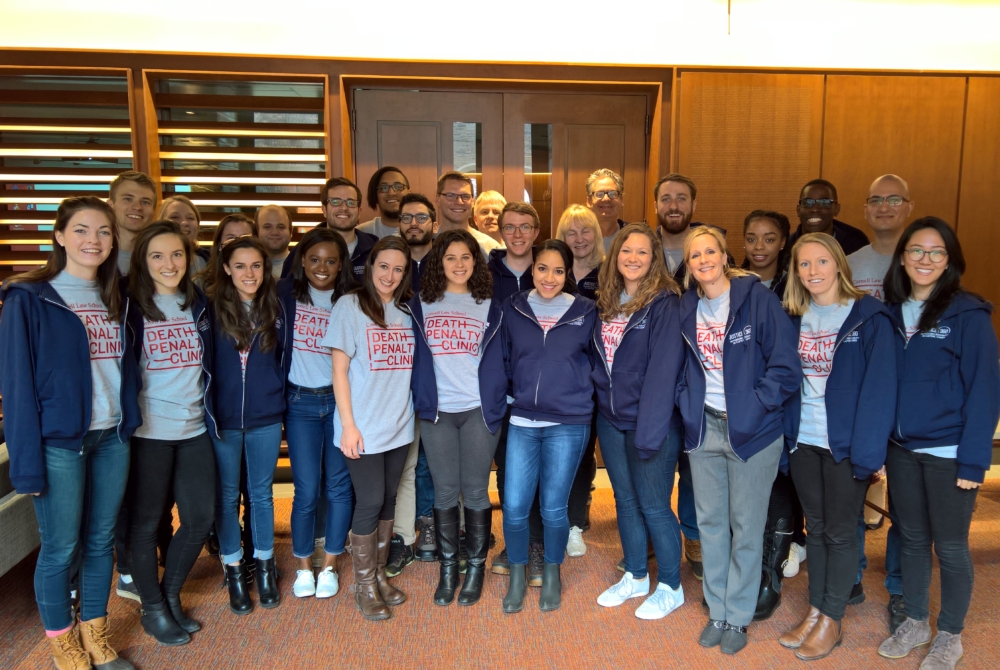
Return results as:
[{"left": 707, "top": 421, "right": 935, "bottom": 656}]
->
[
  {"left": 257, "top": 204, "right": 293, "bottom": 278},
  {"left": 847, "top": 175, "right": 915, "bottom": 301}
]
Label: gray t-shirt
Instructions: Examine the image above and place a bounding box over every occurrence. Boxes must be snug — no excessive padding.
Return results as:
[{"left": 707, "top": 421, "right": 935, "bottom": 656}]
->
[
  {"left": 346, "top": 237, "right": 359, "bottom": 258},
  {"left": 117, "top": 250, "right": 132, "bottom": 276},
  {"left": 602, "top": 234, "right": 617, "bottom": 254},
  {"left": 289, "top": 286, "right": 334, "bottom": 389},
  {"left": 134, "top": 293, "right": 206, "bottom": 440},
  {"left": 848, "top": 245, "right": 892, "bottom": 302},
  {"left": 50, "top": 271, "right": 122, "bottom": 430},
  {"left": 189, "top": 253, "right": 207, "bottom": 276},
  {"left": 797, "top": 299, "right": 855, "bottom": 449},
  {"left": 663, "top": 247, "right": 685, "bottom": 275},
  {"left": 358, "top": 217, "right": 400, "bottom": 240},
  {"left": 421, "top": 291, "right": 491, "bottom": 413},
  {"left": 696, "top": 288, "right": 729, "bottom": 412},
  {"left": 502, "top": 255, "right": 528, "bottom": 279},
  {"left": 600, "top": 291, "right": 633, "bottom": 371},
  {"left": 271, "top": 252, "right": 289, "bottom": 279},
  {"left": 321, "top": 293, "right": 415, "bottom": 454}
]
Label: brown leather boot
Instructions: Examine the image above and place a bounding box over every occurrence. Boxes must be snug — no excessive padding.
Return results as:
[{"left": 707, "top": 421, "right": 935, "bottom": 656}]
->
[
  {"left": 48, "top": 626, "right": 92, "bottom": 670},
  {"left": 779, "top": 606, "right": 821, "bottom": 649},
  {"left": 796, "top": 613, "right": 842, "bottom": 660},
  {"left": 349, "top": 530, "right": 390, "bottom": 621},
  {"left": 79, "top": 617, "right": 133, "bottom": 669},
  {"left": 375, "top": 519, "right": 407, "bottom": 606}
]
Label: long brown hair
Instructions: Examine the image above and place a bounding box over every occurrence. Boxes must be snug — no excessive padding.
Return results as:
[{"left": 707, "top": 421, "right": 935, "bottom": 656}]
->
[
  {"left": 128, "top": 220, "right": 197, "bottom": 321},
  {"left": 197, "top": 213, "right": 258, "bottom": 293},
  {"left": 419, "top": 229, "right": 492, "bottom": 304},
  {"left": 209, "top": 236, "right": 279, "bottom": 352},
  {"left": 597, "top": 223, "right": 679, "bottom": 322},
  {"left": 355, "top": 236, "right": 413, "bottom": 328},
  {"left": 7, "top": 196, "right": 123, "bottom": 321}
]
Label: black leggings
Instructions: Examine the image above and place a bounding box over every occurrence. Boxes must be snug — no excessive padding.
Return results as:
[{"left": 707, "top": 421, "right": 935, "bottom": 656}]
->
[
  {"left": 344, "top": 445, "right": 409, "bottom": 536},
  {"left": 767, "top": 471, "right": 806, "bottom": 544},
  {"left": 126, "top": 433, "right": 216, "bottom": 605}
]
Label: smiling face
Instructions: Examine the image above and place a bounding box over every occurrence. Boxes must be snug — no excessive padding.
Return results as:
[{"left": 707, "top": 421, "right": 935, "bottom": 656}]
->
[
  {"left": 618, "top": 232, "right": 653, "bottom": 295},
  {"left": 687, "top": 234, "right": 726, "bottom": 290},
  {"left": 224, "top": 247, "right": 265, "bottom": 301},
  {"left": 743, "top": 217, "right": 785, "bottom": 273},
  {"left": 436, "top": 179, "right": 474, "bottom": 227},
  {"left": 442, "top": 241, "right": 475, "bottom": 293},
  {"left": 371, "top": 248, "right": 408, "bottom": 302},
  {"left": 302, "top": 240, "right": 341, "bottom": 292},
  {"left": 55, "top": 208, "right": 114, "bottom": 279},
  {"left": 563, "top": 219, "right": 596, "bottom": 261},
  {"left": 796, "top": 242, "right": 840, "bottom": 305},
  {"left": 376, "top": 171, "right": 409, "bottom": 220},
  {"left": 797, "top": 183, "right": 840, "bottom": 234},
  {"left": 219, "top": 220, "right": 253, "bottom": 245},
  {"left": 110, "top": 180, "right": 156, "bottom": 235},
  {"left": 322, "top": 184, "right": 361, "bottom": 233},
  {"left": 532, "top": 249, "right": 568, "bottom": 299},
  {"left": 145, "top": 233, "right": 187, "bottom": 295},
  {"left": 258, "top": 206, "right": 291, "bottom": 256},
  {"left": 902, "top": 227, "right": 949, "bottom": 299},
  {"left": 586, "top": 176, "right": 623, "bottom": 230},
  {"left": 474, "top": 200, "right": 504, "bottom": 235},
  {"left": 500, "top": 211, "right": 539, "bottom": 261},
  {"left": 865, "top": 177, "right": 914, "bottom": 235},
  {"left": 655, "top": 180, "right": 696, "bottom": 235},
  {"left": 162, "top": 200, "right": 200, "bottom": 244}
]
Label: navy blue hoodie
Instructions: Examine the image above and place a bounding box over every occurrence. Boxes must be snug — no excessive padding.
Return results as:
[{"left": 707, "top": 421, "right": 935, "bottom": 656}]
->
[
  {"left": 783, "top": 296, "right": 897, "bottom": 479},
  {"left": 677, "top": 275, "right": 802, "bottom": 460},
  {"left": 407, "top": 295, "right": 508, "bottom": 433},
  {"left": 591, "top": 291, "right": 684, "bottom": 458},
  {"left": 280, "top": 228, "right": 378, "bottom": 281},
  {"left": 0, "top": 279, "right": 142, "bottom": 494},
  {"left": 889, "top": 292, "right": 1000, "bottom": 483},
  {"left": 576, "top": 266, "right": 600, "bottom": 301},
  {"left": 502, "top": 291, "right": 597, "bottom": 424},
  {"left": 488, "top": 248, "right": 534, "bottom": 304}
]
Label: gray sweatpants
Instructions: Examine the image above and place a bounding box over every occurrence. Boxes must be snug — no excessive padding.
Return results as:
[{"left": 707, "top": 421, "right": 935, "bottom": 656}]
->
[
  {"left": 420, "top": 409, "right": 500, "bottom": 511},
  {"left": 688, "top": 411, "right": 782, "bottom": 627}
]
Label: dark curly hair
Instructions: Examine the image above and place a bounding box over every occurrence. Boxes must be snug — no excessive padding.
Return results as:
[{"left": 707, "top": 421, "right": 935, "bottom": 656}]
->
[{"left": 419, "top": 229, "right": 493, "bottom": 304}]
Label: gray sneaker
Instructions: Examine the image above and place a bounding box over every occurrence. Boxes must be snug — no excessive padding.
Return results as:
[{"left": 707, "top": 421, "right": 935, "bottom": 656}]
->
[
  {"left": 415, "top": 515, "right": 437, "bottom": 562},
  {"left": 919, "top": 632, "right": 963, "bottom": 670},
  {"left": 878, "top": 617, "right": 932, "bottom": 659}
]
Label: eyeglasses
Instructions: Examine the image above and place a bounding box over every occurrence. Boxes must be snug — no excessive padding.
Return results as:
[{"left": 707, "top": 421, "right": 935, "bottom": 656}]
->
[
  {"left": 377, "top": 182, "right": 407, "bottom": 194},
  {"left": 438, "top": 192, "right": 473, "bottom": 203},
  {"left": 325, "top": 197, "right": 359, "bottom": 208},
  {"left": 866, "top": 195, "right": 909, "bottom": 207},
  {"left": 399, "top": 213, "right": 431, "bottom": 224},
  {"left": 502, "top": 223, "right": 538, "bottom": 235},
  {"left": 905, "top": 247, "right": 948, "bottom": 263},
  {"left": 799, "top": 198, "right": 836, "bottom": 208},
  {"left": 591, "top": 190, "right": 621, "bottom": 201}
]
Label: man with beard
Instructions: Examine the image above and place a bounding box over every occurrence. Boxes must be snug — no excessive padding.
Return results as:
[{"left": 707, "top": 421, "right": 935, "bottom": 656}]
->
[
  {"left": 256, "top": 204, "right": 293, "bottom": 278},
  {"left": 788, "top": 178, "right": 869, "bottom": 256},
  {"left": 399, "top": 193, "right": 439, "bottom": 293},
  {"left": 359, "top": 167, "right": 410, "bottom": 239},
  {"left": 435, "top": 171, "right": 501, "bottom": 259},
  {"left": 586, "top": 168, "right": 628, "bottom": 253}
]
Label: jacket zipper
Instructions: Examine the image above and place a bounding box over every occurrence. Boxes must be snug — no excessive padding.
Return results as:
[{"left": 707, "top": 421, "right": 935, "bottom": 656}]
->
[
  {"left": 241, "top": 331, "right": 260, "bottom": 431},
  {"left": 478, "top": 310, "right": 503, "bottom": 429},
  {"left": 596, "top": 305, "right": 651, "bottom": 420},
  {"left": 41, "top": 296, "right": 97, "bottom": 453},
  {"left": 194, "top": 304, "right": 218, "bottom": 439},
  {"left": 720, "top": 311, "right": 741, "bottom": 459},
  {"left": 681, "top": 331, "right": 706, "bottom": 454},
  {"left": 408, "top": 305, "right": 440, "bottom": 424},
  {"left": 116, "top": 296, "right": 130, "bottom": 442},
  {"left": 894, "top": 324, "right": 910, "bottom": 441},
  {"left": 514, "top": 303, "right": 585, "bottom": 409}
]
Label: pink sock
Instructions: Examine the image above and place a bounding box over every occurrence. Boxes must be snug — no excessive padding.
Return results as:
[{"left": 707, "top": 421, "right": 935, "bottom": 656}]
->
[{"left": 46, "top": 625, "right": 73, "bottom": 638}]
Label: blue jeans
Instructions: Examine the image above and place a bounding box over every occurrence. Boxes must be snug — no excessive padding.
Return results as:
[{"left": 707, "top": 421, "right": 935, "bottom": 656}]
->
[
  {"left": 415, "top": 439, "right": 435, "bottom": 519},
  {"left": 285, "top": 386, "right": 354, "bottom": 558},
  {"left": 857, "top": 489, "right": 903, "bottom": 594},
  {"left": 502, "top": 423, "right": 589, "bottom": 565},
  {"left": 212, "top": 423, "right": 282, "bottom": 563},
  {"left": 32, "top": 429, "right": 130, "bottom": 631},
  {"left": 677, "top": 450, "right": 699, "bottom": 541},
  {"left": 598, "top": 415, "right": 683, "bottom": 588}
]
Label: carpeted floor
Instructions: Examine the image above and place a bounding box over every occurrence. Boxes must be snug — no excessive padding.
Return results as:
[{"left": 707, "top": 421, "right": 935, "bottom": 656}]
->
[{"left": 3, "top": 484, "right": 1000, "bottom": 669}]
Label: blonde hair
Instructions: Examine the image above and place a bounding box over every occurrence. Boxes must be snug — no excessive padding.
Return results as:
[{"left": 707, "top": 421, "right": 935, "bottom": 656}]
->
[
  {"left": 597, "top": 223, "right": 679, "bottom": 321},
  {"left": 556, "top": 204, "right": 605, "bottom": 271},
  {"left": 783, "top": 232, "right": 866, "bottom": 316},
  {"left": 473, "top": 190, "right": 506, "bottom": 212},
  {"left": 683, "top": 226, "right": 750, "bottom": 295},
  {"left": 157, "top": 195, "right": 201, "bottom": 223}
]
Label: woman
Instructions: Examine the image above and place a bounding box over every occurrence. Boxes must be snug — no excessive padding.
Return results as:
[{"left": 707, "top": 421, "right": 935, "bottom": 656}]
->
[
  {"left": 500, "top": 239, "right": 597, "bottom": 613},
  {"left": 676, "top": 226, "right": 801, "bottom": 655},
  {"left": 0, "top": 196, "right": 140, "bottom": 669},
  {"left": 742, "top": 210, "right": 790, "bottom": 292},
  {"left": 322, "top": 236, "right": 416, "bottom": 622},
  {"left": 197, "top": 213, "right": 257, "bottom": 292},
  {"left": 278, "top": 228, "right": 357, "bottom": 600},
  {"left": 877, "top": 217, "right": 1000, "bottom": 669},
  {"left": 473, "top": 190, "right": 506, "bottom": 245},
  {"left": 592, "top": 223, "right": 685, "bottom": 620},
  {"left": 409, "top": 230, "right": 506, "bottom": 606},
  {"left": 207, "top": 236, "right": 289, "bottom": 614},
  {"left": 124, "top": 221, "right": 216, "bottom": 645},
  {"left": 158, "top": 195, "right": 207, "bottom": 274},
  {"left": 777, "top": 233, "right": 896, "bottom": 660}
]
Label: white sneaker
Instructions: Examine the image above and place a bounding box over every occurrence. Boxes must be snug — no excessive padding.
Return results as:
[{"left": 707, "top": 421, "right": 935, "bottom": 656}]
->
[
  {"left": 566, "top": 526, "right": 587, "bottom": 557},
  {"left": 635, "top": 583, "right": 685, "bottom": 620},
  {"left": 293, "top": 569, "right": 316, "bottom": 598},
  {"left": 783, "top": 542, "right": 807, "bottom": 578},
  {"left": 315, "top": 566, "right": 339, "bottom": 598},
  {"left": 597, "top": 572, "right": 650, "bottom": 607}
]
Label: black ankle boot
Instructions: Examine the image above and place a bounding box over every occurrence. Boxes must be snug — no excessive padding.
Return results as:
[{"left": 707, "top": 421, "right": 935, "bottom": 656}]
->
[
  {"left": 754, "top": 517, "right": 793, "bottom": 621},
  {"left": 538, "top": 563, "right": 561, "bottom": 611},
  {"left": 433, "top": 507, "right": 461, "bottom": 606},
  {"left": 164, "top": 591, "right": 200, "bottom": 633},
  {"left": 255, "top": 557, "right": 280, "bottom": 608},
  {"left": 140, "top": 599, "right": 190, "bottom": 646},
  {"left": 458, "top": 507, "right": 491, "bottom": 606},
  {"left": 502, "top": 563, "right": 527, "bottom": 613},
  {"left": 224, "top": 561, "right": 253, "bottom": 615}
]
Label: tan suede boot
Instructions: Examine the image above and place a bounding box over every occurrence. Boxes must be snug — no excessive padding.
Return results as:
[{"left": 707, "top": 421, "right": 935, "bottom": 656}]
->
[
  {"left": 47, "top": 626, "right": 92, "bottom": 670},
  {"left": 779, "top": 606, "right": 822, "bottom": 649},
  {"left": 79, "top": 617, "right": 133, "bottom": 669}
]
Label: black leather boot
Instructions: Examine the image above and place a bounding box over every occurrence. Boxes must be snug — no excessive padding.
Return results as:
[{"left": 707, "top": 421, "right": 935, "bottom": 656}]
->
[
  {"left": 754, "top": 517, "right": 793, "bottom": 621},
  {"left": 140, "top": 600, "right": 190, "bottom": 646},
  {"left": 224, "top": 561, "right": 252, "bottom": 615},
  {"left": 164, "top": 591, "right": 200, "bottom": 633},
  {"left": 255, "top": 557, "right": 280, "bottom": 608},
  {"left": 433, "top": 507, "right": 461, "bottom": 606},
  {"left": 458, "top": 507, "right": 491, "bottom": 606},
  {"left": 502, "top": 563, "right": 527, "bottom": 613},
  {"left": 538, "top": 563, "right": 562, "bottom": 611}
]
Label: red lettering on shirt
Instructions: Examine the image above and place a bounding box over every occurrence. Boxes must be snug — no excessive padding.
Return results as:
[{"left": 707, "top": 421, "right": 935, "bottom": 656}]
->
[
  {"left": 293, "top": 304, "right": 332, "bottom": 356},
  {"left": 66, "top": 302, "right": 121, "bottom": 361},
  {"left": 537, "top": 315, "right": 559, "bottom": 333},
  {"left": 602, "top": 316, "right": 629, "bottom": 367},
  {"left": 854, "top": 278, "right": 884, "bottom": 302},
  {"left": 143, "top": 318, "right": 202, "bottom": 370},
  {"left": 798, "top": 330, "right": 837, "bottom": 377},
  {"left": 367, "top": 325, "right": 415, "bottom": 371},
  {"left": 696, "top": 321, "right": 725, "bottom": 371},
  {"left": 425, "top": 311, "right": 485, "bottom": 357}
]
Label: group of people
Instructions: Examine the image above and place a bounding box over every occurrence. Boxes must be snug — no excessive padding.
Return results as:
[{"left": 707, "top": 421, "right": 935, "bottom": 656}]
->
[{"left": 0, "top": 164, "right": 996, "bottom": 670}]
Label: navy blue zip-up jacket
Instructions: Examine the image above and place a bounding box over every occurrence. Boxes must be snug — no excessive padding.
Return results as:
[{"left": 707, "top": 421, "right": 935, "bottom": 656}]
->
[
  {"left": 889, "top": 292, "right": 1000, "bottom": 483},
  {"left": 783, "top": 296, "right": 897, "bottom": 479},
  {"left": 677, "top": 275, "right": 802, "bottom": 459},
  {"left": 502, "top": 291, "right": 597, "bottom": 424},
  {"left": 275, "top": 277, "right": 304, "bottom": 379},
  {"left": 0, "top": 279, "right": 142, "bottom": 493},
  {"left": 280, "top": 228, "right": 378, "bottom": 281},
  {"left": 591, "top": 291, "right": 684, "bottom": 458},
  {"left": 577, "top": 266, "right": 600, "bottom": 301},
  {"left": 205, "top": 296, "right": 291, "bottom": 436},
  {"left": 407, "top": 295, "right": 508, "bottom": 433},
  {"left": 488, "top": 249, "right": 534, "bottom": 303}
]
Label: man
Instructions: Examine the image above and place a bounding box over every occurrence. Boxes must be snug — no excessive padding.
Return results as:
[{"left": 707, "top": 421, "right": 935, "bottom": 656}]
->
[
  {"left": 788, "top": 178, "right": 870, "bottom": 256},
  {"left": 435, "top": 171, "right": 501, "bottom": 259},
  {"left": 399, "top": 194, "right": 438, "bottom": 305},
  {"left": 488, "top": 202, "right": 539, "bottom": 301},
  {"left": 359, "top": 166, "right": 409, "bottom": 239},
  {"left": 585, "top": 168, "right": 628, "bottom": 253},
  {"left": 256, "top": 204, "right": 292, "bottom": 278},
  {"left": 108, "top": 171, "right": 157, "bottom": 275}
]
